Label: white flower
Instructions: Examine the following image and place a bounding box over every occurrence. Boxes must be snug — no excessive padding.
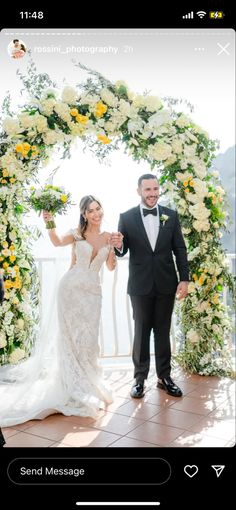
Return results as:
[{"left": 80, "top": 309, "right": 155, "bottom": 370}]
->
[
  {"left": 9, "top": 348, "right": 26, "bottom": 364},
  {"left": 187, "top": 329, "right": 200, "bottom": 343},
  {"left": 61, "top": 86, "right": 78, "bottom": 104},
  {"left": 80, "top": 93, "right": 100, "bottom": 106},
  {"left": 127, "top": 118, "right": 144, "bottom": 135},
  {"left": 147, "top": 110, "right": 171, "bottom": 130},
  {"left": 3, "top": 117, "right": 21, "bottom": 135},
  {"left": 17, "top": 318, "right": 24, "bottom": 329},
  {"left": 100, "top": 88, "right": 118, "bottom": 107},
  {"left": 0, "top": 331, "right": 7, "bottom": 348},
  {"left": 148, "top": 141, "right": 172, "bottom": 161},
  {"left": 160, "top": 214, "right": 169, "bottom": 225},
  {"left": 40, "top": 98, "right": 56, "bottom": 116},
  {"left": 175, "top": 114, "right": 190, "bottom": 128},
  {"left": 54, "top": 102, "right": 71, "bottom": 123}
]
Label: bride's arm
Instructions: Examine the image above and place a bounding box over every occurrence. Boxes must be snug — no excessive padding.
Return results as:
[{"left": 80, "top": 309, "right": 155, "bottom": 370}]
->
[
  {"left": 106, "top": 247, "right": 116, "bottom": 271},
  {"left": 42, "top": 211, "right": 74, "bottom": 247}
]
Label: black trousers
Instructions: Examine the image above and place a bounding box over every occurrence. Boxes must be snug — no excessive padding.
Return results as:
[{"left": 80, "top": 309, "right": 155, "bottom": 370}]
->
[{"left": 130, "top": 287, "right": 175, "bottom": 383}]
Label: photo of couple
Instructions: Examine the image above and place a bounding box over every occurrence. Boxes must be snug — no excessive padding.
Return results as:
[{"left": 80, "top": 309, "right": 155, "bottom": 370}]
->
[
  {"left": 8, "top": 39, "right": 27, "bottom": 59},
  {"left": 0, "top": 174, "right": 189, "bottom": 431}
]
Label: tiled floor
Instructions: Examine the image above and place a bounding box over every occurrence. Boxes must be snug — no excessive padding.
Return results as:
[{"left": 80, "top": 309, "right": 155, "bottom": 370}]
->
[{"left": 2, "top": 365, "right": 235, "bottom": 448}]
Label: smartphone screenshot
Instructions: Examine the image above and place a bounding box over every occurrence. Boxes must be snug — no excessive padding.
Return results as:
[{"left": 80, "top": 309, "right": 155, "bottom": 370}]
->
[{"left": 0, "top": 6, "right": 235, "bottom": 509}]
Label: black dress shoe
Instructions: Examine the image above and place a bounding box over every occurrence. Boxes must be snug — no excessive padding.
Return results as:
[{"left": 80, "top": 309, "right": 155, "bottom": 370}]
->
[
  {"left": 130, "top": 383, "right": 145, "bottom": 398},
  {"left": 157, "top": 377, "right": 182, "bottom": 397}
]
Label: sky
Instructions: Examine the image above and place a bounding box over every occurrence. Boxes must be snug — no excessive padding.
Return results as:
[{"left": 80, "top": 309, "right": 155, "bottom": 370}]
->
[{"left": 0, "top": 28, "right": 235, "bottom": 257}]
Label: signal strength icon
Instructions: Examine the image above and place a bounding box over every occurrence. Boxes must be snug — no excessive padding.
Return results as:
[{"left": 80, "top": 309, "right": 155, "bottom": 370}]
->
[
  {"left": 182, "top": 11, "right": 194, "bottom": 19},
  {"left": 196, "top": 11, "right": 207, "bottom": 18}
]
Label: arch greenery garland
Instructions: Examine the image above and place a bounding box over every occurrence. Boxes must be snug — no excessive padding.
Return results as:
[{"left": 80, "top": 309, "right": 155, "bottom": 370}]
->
[{"left": 0, "top": 61, "right": 235, "bottom": 376}]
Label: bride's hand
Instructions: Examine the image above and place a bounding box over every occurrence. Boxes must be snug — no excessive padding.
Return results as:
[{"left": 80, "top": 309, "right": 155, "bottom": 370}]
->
[
  {"left": 109, "top": 232, "right": 124, "bottom": 249},
  {"left": 42, "top": 210, "right": 54, "bottom": 223}
]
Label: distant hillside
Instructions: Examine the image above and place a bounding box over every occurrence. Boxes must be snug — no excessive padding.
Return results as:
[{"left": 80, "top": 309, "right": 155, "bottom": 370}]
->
[{"left": 212, "top": 146, "right": 235, "bottom": 254}]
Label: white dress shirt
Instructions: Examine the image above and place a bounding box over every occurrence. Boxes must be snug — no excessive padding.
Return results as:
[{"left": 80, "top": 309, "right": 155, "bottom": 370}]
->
[{"left": 140, "top": 204, "right": 160, "bottom": 251}]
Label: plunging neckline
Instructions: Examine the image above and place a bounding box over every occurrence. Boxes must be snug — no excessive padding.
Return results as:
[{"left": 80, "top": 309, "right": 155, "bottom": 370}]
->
[{"left": 84, "top": 238, "right": 108, "bottom": 266}]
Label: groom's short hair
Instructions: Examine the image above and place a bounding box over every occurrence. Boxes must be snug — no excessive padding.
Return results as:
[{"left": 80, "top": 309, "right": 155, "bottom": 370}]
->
[{"left": 138, "top": 174, "right": 159, "bottom": 187}]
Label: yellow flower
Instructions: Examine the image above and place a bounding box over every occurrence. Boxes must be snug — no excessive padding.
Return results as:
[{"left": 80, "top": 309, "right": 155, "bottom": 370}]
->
[
  {"left": 95, "top": 102, "right": 108, "bottom": 118},
  {"left": 15, "top": 143, "right": 24, "bottom": 153},
  {"left": 9, "top": 255, "right": 16, "bottom": 263},
  {"left": 4, "top": 280, "right": 12, "bottom": 289},
  {"left": 2, "top": 241, "right": 8, "bottom": 249},
  {"left": 184, "top": 188, "right": 190, "bottom": 193},
  {"left": 3, "top": 262, "right": 9, "bottom": 269},
  {"left": 60, "top": 195, "right": 68, "bottom": 203},
  {"left": 10, "top": 178, "right": 16, "bottom": 183},
  {"left": 97, "top": 134, "right": 111, "bottom": 144},
  {"left": 76, "top": 114, "right": 89, "bottom": 124},
  {"left": 1, "top": 179, "right": 7, "bottom": 184},
  {"left": 193, "top": 274, "right": 198, "bottom": 281},
  {"left": 183, "top": 180, "right": 189, "bottom": 187},
  {"left": 198, "top": 274, "right": 206, "bottom": 286},
  {"left": 9, "top": 245, "right": 15, "bottom": 251},
  {"left": 2, "top": 169, "right": 9, "bottom": 177},
  {"left": 70, "top": 108, "right": 78, "bottom": 116},
  {"left": 23, "top": 142, "right": 31, "bottom": 152},
  {"left": 189, "top": 180, "right": 194, "bottom": 187},
  {"left": 31, "top": 145, "right": 37, "bottom": 151}
]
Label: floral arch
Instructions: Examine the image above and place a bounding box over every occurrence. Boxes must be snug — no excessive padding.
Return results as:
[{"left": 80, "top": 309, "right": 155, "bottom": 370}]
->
[{"left": 0, "top": 62, "right": 234, "bottom": 376}]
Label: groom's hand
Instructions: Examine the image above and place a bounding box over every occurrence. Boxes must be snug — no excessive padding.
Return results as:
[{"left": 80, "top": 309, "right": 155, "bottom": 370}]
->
[
  {"left": 176, "top": 281, "right": 188, "bottom": 300},
  {"left": 110, "top": 232, "right": 123, "bottom": 250}
]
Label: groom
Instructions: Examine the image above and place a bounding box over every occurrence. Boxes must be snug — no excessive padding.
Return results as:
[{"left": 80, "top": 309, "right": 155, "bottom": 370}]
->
[{"left": 112, "top": 174, "right": 189, "bottom": 398}]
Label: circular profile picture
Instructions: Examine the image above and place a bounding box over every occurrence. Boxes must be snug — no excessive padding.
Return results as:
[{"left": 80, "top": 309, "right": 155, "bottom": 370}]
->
[{"left": 8, "top": 39, "right": 27, "bottom": 59}]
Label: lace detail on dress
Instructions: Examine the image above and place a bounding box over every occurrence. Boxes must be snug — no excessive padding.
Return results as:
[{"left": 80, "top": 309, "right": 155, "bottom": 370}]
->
[
  {"left": 69, "top": 228, "right": 82, "bottom": 242},
  {"left": 0, "top": 234, "right": 113, "bottom": 426}
]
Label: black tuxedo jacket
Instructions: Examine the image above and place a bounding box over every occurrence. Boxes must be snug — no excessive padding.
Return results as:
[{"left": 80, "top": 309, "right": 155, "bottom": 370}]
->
[{"left": 116, "top": 204, "right": 189, "bottom": 295}]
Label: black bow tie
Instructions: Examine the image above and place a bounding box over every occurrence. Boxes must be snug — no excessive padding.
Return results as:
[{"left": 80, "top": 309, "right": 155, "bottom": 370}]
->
[{"left": 143, "top": 208, "right": 157, "bottom": 217}]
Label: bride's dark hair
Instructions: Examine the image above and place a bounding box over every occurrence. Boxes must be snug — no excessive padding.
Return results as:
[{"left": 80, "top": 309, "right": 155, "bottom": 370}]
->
[{"left": 79, "top": 195, "right": 102, "bottom": 239}]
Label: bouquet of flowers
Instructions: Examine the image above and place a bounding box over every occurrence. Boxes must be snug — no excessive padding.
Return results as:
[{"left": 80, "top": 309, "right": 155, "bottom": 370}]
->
[{"left": 28, "top": 184, "right": 74, "bottom": 229}]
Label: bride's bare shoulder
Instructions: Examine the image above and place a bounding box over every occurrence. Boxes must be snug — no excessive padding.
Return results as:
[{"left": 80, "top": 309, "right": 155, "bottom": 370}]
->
[{"left": 70, "top": 227, "right": 82, "bottom": 240}]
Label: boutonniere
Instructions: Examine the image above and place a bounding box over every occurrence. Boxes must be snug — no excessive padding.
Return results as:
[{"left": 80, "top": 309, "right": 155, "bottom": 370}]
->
[{"left": 160, "top": 214, "right": 169, "bottom": 226}]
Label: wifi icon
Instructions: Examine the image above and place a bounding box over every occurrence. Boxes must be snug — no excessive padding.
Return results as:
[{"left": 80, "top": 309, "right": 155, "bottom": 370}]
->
[{"left": 196, "top": 11, "right": 206, "bottom": 18}]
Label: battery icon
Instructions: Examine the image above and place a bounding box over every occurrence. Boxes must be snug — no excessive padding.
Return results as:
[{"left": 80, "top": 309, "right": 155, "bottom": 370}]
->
[{"left": 209, "top": 11, "right": 224, "bottom": 19}]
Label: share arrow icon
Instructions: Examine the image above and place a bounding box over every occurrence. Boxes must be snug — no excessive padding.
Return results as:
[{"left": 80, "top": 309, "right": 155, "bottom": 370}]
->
[{"left": 211, "top": 465, "right": 225, "bottom": 477}]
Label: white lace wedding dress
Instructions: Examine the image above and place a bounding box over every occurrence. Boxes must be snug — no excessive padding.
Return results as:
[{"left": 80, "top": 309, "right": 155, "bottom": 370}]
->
[{"left": 0, "top": 230, "right": 113, "bottom": 427}]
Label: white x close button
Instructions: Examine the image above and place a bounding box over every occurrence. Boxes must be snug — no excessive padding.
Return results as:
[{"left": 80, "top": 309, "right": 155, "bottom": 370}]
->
[{"left": 217, "top": 42, "right": 230, "bottom": 55}]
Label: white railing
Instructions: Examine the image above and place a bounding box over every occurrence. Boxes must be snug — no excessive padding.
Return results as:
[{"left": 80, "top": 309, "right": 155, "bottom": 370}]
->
[{"left": 36, "top": 253, "right": 235, "bottom": 359}]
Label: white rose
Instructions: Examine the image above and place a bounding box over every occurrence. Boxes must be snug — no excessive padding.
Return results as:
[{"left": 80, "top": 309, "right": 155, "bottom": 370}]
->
[
  {"left": 9, "top": 348, "right": 26, "bottom": 364},
  {"left": 100, "top": 88, "right": 118, "bottom": 107},
  {"left": 3, "top": 117, "right": 21, "bottom": 135},
  {"left": 175, "top": 114, "right": 190, "bottom": 128},
  {"left": 17, "top": 319, "right": 24, "bottom": 329},
  {"left": 61, "top": 86, "right": 78, "bottom": 104},
  {"left": 187, "top": 329, "right": 200, "bottom": 343}
]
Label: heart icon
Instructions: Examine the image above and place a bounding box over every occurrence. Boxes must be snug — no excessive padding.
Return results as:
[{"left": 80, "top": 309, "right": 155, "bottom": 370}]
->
[{"left": 184, "top": 465, "right": 199, "bottom": 478}]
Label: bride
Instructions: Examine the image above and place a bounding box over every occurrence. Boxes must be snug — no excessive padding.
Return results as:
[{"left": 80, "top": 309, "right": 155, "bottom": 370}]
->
[{"left": 0, "top": 195, "right": 123, "bottom": 426}]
